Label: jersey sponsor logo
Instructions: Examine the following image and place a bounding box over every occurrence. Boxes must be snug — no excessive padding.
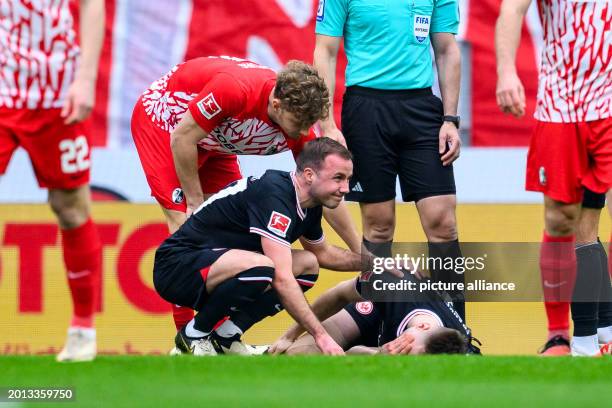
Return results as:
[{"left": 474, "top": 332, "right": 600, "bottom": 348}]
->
[
  {"left": 316, "top": 0, "right": 325, "bottom": 22},
  {"left": 414, "top": 15, "right": 431, "bottom": 43},
  {"left": 172, "top": 188, "right": 184, "bottom": 204},
  {"left": 356, "top": 301, "right": 374, "bottom": 315},
  {"left": 197, "top": 93, "right": 222, "bottom": 119},
  {"left": 267, "top": 211, "right": 292, "bottom": 237}
]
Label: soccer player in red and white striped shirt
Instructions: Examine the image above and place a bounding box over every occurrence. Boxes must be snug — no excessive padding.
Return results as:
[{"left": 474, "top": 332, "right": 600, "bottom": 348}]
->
[
  {"left": 0, "top": 0, "right": 105, "bottom": 361},
  {"left": 496, "top": 0, "right": 612, "bottom": 356}
]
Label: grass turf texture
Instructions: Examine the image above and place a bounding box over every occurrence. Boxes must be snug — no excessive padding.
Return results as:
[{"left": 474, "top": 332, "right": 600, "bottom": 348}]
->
[{"left": 1, "top": 355, "right": 610, "bottom": 407}]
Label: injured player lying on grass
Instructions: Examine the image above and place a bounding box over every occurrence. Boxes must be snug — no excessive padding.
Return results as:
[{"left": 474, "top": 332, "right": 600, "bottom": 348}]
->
[{"left": 269, "top": 276, "right": 481, "bottom": 355}]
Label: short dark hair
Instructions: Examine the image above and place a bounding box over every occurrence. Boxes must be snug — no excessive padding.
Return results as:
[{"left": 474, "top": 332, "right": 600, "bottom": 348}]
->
[
  {"left": 424, "top": 328, "right": 468, "bottom": 354},
  {"left": 295, "top": 137, "right": 352, "bottom": 173},
  {"left": 275, "top": 60, "right": 330, "bottom": 130}
]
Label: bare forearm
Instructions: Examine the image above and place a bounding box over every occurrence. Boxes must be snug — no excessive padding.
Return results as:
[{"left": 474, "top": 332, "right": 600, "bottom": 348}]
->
[
  {"left": 317, "top": 246, "right": 361, "bottom": 271},
  {"left": 323, "top": 203, "right": 361, "bottom": 253},
  {"left": 171, "top": 136, "right": 203, "bottom": 203},
  {"left": 313, "top": 45, "right": 338, "bottom": 131},
  {"left": 346, "top": 345, "right": 379, "bottom": 355},
  {"left": 77, "top": 0, "right": 104, "bottom": 81},
  {"left": 274, "top": 277, "right": 326, "bottom": 338},
  {"left": 283, "top": 280, "right": 357, "bottom": 340},
  {"left": 435, "top": 43, "right": 461, "bottom": 116},
  {"left": 495, "top": 1, "right": 529, "bottom": 76}
]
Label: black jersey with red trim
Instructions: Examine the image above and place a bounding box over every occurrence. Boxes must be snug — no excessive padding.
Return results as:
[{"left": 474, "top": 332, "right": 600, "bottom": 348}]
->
[{"left": 158, "top": 170, "right": 324, "bottom": 253}]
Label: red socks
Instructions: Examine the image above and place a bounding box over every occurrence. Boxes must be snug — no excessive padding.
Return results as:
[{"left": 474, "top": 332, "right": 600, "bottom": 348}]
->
[
  {"left": 61, "top": 218, "right": 101, "bottom": 328},
  {"left": 172, "top": 304, "right": 194, "bottom": 330},
  {"left": 540, "top": 232, "right": 576, "bottom": 336}
]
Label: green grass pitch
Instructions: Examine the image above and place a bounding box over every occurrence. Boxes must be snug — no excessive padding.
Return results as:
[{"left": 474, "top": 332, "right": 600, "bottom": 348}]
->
[{"left": 0, "top": 355, "right": 610, "bottom": 407}]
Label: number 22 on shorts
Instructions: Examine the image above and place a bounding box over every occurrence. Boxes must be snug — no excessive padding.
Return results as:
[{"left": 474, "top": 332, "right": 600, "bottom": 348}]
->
[{"left": 59, "top": 135, "right": 90, "bottom": 174}]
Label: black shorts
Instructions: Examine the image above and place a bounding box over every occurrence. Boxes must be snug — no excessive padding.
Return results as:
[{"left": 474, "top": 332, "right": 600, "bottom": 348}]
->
[
  {"left": 344, "top": 302, "right": 382, "bottom": 347},
  {"left": 153, "top": 246, "right": 229, "bottom": 310},
  {"left": 582, "top": 187, "right": 606, "bottom": 209},
  {"left": 342, "top": 86, "right": 456, "bottom": 203}
]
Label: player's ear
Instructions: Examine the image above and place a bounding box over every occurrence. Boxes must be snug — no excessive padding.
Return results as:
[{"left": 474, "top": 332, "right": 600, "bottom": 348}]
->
[
  {"left": 271, "top": 98, "right": 281, "bottom": 111},
  {"left": 416, "top": 322, "right": 431, "bottom": 331},
  {"left": 303, "top": 167, "right": 315, "bottom": 184}
]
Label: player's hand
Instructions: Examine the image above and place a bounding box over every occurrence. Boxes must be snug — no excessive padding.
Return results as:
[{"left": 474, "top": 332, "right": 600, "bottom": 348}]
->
[
  {"left": 268, "top": 336, "right": 295, "bottom": 355},
  {"left": 381, "top": 332, "right": 415, "bottom": 355},
  {"left": 362, "top": 249, "right": 404, "bottom": 278},
  {"left": 315, "top": 333, "right": 345, "bottom": 355},
  {"left": 439, "top": 122, "right": 461, "bottom": 166},
  {"left": 321, "top": 127, "right": 347, "bottom": 148},
  {"left": 61, "top": 77, "right": 96, "bottom": 125},
  {"left": 185, "top": 196, "right": 204, "bottom": 218},
  {"left": 496, "top": 71, "right": 526, "bottom": 118}
]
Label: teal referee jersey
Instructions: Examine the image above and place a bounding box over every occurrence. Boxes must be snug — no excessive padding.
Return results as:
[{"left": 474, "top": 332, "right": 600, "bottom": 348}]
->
[{"left": 315, "top": 0, "right": 459, "bottom": 90}]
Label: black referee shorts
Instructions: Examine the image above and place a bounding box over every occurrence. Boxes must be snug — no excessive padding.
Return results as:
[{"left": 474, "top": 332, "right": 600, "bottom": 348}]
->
[
  {"left": 342, "top": 86, "right": 456, "bottom": 203},
  {"left": 153, "top": 246, "right": 229, "bottom": 311}
]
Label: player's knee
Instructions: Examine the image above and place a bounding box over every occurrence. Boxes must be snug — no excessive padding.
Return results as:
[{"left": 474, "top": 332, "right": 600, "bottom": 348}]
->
[
  {"left": 423, "top": 211, "right": 458, "bottom": 242},
  {"left": 363, "top": 217, "right": 395, "bottom": 241},
  {"left": 298, "top": 250, "right": 319, "bottom": 276},
  {"left": 48, "top": 193, "right": 90, "bottom": 229},
  {"left": 251, "top": 254, "right": 275, "bottom": 270},
  {"left": 545, "top": 207, "right": 578, "bottom": 236}
]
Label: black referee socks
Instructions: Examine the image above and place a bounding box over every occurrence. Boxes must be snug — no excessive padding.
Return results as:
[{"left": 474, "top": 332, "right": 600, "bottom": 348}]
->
[{"left": 571, "top": 241, "right": 605, "bottom": 337}]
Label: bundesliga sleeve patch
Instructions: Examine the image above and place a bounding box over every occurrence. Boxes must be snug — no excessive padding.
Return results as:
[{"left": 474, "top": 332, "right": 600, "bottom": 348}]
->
[
  {"left": 267, "top": 211, "right": 292, "bottom": 238},
  {"left": 197, "top": 93, "right": 222, "bottom": 119}
]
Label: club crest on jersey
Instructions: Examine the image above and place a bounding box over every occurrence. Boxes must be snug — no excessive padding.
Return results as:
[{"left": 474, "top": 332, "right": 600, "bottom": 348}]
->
[
  {"left": 356, "top": 301, "right": 374, "bottom": 315},
  {"left": 316, "top": 0, "right": 325, "bottom": 22},
  {"left": 539, "top": 166, "right": 547, "bottom": 186},
  {"left": 172, "top": 188, "right": 184, "bottom": 204},
  {"left": 267, "top": 211, "right": 292, "bottom": 237},
  {"left": 414, "top": 15, "right": 430, "bottom": 43},
  {"left": 197, "top": 93, "right": 222, "bottom": 120}
]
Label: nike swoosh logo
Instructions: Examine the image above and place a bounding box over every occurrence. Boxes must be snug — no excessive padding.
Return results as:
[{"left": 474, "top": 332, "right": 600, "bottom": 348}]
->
[
  {"left": 67, "top": 270, "right": 91, "bottom": 279},
  {"left": 543, "top": 280, "right": 566, "bottom": 288}
]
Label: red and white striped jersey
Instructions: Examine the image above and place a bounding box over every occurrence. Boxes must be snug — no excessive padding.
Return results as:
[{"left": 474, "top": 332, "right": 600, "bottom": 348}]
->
[
  {"left": 535, "top": 0, "right": 611, "bottom": 123},
  {"left": 140, "top": 56, "right": 314, "bottom": 156},
  {"left": 0, "top": 0, "right": 80, "bottom": 109}
]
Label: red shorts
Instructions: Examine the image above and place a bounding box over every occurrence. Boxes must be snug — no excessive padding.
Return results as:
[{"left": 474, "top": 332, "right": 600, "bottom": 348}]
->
[
  {"left": 131, "top": 99, "right": 242, "bottom": 212},
  {"left": 0, "top": 108, "right": 91, "bottom": 189},
  {"left": 526, "top": 118, "right": 612, "bottom": 204}
]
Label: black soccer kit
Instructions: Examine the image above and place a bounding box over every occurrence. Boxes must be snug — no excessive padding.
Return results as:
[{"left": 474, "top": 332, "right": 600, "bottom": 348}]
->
[
  {"left": 346, "top": 277, "right": 472, "bottom": 347},
  {"left": 153, "top": 170, "right": 324, "bottom": 310}
]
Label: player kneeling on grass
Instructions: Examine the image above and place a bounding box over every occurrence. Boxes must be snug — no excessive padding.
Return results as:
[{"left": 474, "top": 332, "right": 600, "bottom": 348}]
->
[
  {"left": 271, "top": 275, "right": 480, "bottom": 355},
  {"left": 153, "top": 138, "right": 377, "bottom": 355}
]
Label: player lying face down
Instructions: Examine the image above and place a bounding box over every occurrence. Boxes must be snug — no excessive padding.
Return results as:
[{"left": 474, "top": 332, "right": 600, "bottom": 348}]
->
[
  {"left": 270, "top": 276, "right": 477, "bottom": 355},
  {"left": 153, "top": 138, "right": 397, "bottom": 356}
]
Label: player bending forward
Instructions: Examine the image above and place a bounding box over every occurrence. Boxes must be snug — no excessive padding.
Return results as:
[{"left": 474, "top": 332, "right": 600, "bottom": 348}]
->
[{"left": 153, "top": 138, "right": 386, "bottom": 355}]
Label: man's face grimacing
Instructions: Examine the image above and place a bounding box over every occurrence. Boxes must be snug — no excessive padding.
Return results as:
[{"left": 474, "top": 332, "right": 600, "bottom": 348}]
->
[{"left": 307, "top": 154, "right": 353, "bottom": 209}]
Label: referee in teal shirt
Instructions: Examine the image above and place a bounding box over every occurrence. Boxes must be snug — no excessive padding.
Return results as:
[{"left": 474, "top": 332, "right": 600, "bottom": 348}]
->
[{"left": 314, "top": 0, "right": 465, "bottom": 320}]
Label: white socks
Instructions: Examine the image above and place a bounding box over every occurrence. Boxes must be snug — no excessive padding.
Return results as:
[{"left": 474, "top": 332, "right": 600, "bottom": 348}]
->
[
  {"left": 185, "top": 319, "right": 209, "bottom": 338},
  {"left": 597, "top": 325, "right": 612, "bottom": 344},
  {"left": 215, "top": 320, "right": 244, "bottom": 338},
  {"left": 68, "top": 327, "right": 96, "bottom": 340},
  {"left": 571, "top": 334, "right": 600, "bottom": 356}
]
